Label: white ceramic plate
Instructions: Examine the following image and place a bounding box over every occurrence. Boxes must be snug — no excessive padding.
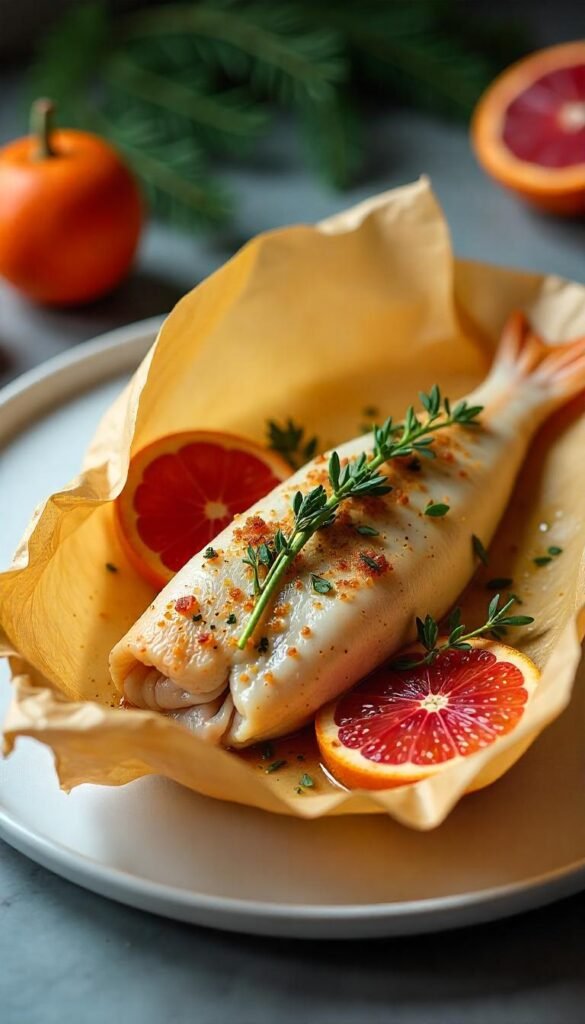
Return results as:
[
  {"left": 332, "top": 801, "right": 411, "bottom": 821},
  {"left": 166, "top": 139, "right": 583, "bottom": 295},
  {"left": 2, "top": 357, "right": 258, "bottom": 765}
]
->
[{"left": 1, "top": 319, "right": 585, "bottom": 940}]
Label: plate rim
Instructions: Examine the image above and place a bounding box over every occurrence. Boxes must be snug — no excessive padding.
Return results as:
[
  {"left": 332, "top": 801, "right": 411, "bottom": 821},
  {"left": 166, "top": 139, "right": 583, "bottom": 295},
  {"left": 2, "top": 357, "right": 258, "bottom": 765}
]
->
[
  {"left": 0, "top": 315, "right": 164, "bottom": 443},
  {"left": 3, "top": 797, "right": 585, "bottom": 938},
  {"left": 2, "top": 319, "right": 585, "bottom": 938}
]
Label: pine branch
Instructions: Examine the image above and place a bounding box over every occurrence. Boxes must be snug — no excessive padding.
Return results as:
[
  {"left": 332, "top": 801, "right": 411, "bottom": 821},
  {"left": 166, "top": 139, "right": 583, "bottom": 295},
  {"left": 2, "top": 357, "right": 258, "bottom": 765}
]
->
[
  {"left": 105, "top": 56, "right": 269, "bottom": 152},
  {"left": 299, "top": 92, "right": 362, "bottom": 188},
  {"left": 122, "top": 1, "right": 347, "bottom": 105},
  {"left": 123, "top": 143, "right": 231, "bottom": 227},
  {"left": 28, "top": 1, "right": 108, "bottom": 124},
  {"left": 355, "top": 30, "right": 492, "bottom": 118},
  {"left": 99, "top": 111, "right": 232, "bottom": 226},
  {"left": 299, "top": 0, "right": 525, "bottom": 119},
  {"left": 28, "top": 0, "right": 529, "bottom": 229},
  {"left": 30, "top": 4, "right": 237, "bottom": 225}
]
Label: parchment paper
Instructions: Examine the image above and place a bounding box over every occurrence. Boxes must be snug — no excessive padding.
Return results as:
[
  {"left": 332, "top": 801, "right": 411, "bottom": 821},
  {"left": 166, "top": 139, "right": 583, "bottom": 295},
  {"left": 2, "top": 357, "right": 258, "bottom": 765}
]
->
[{"left": 2, "top": 178, "right": 585, "bottom": 829}]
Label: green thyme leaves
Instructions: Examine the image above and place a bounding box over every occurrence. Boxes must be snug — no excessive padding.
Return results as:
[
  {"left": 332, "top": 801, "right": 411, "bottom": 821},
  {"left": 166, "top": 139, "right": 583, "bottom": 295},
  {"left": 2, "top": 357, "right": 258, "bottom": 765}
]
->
[
  {"left": 393, "top": 594, "right": 534, "bottom": 670},
  {"left": 311, "top": 573, "right": 334, "bottom": 594},
  {"left": 425, "top": 502, "right": 450, "bottom": 517},
  {"left": 486, "top": 577, "right": 514, "bottom": 590},
  {"left": 534, "top": 546, "right": 563, "bottom": 567},
  {"left": 360, "top": 552, "right": 381, "bottom": 572},
  {"left": 294, "top": 772, "right": 315, "bottom": 794},
  {"left": 472, "top": 534, "right": 489, "bottom": 566},
  {"left": 266, "top": 418, "right": 318, "bottom": 470},
  {"left": 355, "top": 524, "right": 379, "bottom": 537}
]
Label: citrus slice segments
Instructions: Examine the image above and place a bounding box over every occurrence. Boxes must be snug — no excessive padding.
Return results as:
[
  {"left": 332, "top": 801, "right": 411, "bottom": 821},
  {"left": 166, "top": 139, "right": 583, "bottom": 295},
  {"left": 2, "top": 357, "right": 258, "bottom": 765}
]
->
[
  {"left": 115, "top": 430, "right": 290, "bottom": 588},
  {"left": 472, "top": 42, "right": 585, "bottom": 215},
  {"left": 316, "top": 640, "right": 540, "bottom": 791}
]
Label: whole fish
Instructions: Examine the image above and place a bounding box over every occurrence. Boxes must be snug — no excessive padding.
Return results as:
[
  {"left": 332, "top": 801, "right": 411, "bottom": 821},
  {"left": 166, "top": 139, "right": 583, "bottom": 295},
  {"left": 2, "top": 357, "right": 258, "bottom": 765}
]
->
[{"left": 110, "top": 313, "right": 585, "bottom": 746}]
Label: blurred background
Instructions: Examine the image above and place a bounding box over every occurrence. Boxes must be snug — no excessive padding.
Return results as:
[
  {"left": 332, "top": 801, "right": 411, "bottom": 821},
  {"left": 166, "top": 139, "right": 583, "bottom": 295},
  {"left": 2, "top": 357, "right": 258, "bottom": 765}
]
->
[{"left": 0, "top": 0, "right": 583, "bottom": 383}]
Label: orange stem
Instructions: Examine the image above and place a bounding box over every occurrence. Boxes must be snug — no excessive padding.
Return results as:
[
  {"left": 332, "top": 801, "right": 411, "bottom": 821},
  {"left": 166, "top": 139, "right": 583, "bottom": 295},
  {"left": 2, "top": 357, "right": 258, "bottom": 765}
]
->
[{"left": 30, "top": 98, "right": 57, "bottom": 159}]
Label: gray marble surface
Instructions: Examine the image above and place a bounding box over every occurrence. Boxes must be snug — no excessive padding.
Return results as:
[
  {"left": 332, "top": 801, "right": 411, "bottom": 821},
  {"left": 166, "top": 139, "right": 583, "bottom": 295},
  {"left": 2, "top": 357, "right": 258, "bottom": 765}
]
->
[
  {"left": 2, "top": 21, "right": 585, "bottom": 1023},
  {"left": 2, "top": 836, "right": 585, "bottom": 1024}
]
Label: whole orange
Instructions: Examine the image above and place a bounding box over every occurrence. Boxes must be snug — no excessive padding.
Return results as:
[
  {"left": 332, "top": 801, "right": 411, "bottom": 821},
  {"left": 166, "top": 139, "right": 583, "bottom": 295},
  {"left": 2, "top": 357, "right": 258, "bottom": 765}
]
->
[{"left": 0, "top": 99, "right": 142, "bottom": 305}]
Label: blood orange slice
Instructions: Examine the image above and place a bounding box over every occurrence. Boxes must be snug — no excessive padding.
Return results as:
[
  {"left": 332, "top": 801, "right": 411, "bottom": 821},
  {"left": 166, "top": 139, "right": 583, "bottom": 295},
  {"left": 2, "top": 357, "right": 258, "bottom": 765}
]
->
[
  {"left": 115, "top": 431, "right": 290, "bottom": 588},
  {"left": 316, "top": 640, "right": 539, "bottom": 791},
  {"left": 472, "top": 41, "right": 585, "bottom": 215}
]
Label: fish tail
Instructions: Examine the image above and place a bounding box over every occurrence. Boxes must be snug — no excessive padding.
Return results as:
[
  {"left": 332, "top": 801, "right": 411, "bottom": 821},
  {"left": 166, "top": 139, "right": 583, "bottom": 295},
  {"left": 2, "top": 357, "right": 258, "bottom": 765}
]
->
[{"left": 489, "top": 311, "right": 585, "bottom": 407}]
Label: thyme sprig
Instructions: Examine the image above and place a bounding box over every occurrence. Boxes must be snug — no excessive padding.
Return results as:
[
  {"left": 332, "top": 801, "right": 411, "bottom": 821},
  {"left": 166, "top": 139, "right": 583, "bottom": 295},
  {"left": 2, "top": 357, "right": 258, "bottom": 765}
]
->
[
  {"left": 266, "top": 418, "right": 318, "bottom": 470},
  {"left": 392, "top": 595, "right": 534, "bottom": 670},
  {"left": 238, "top": 387, "right": 483, "bottom": 648}
]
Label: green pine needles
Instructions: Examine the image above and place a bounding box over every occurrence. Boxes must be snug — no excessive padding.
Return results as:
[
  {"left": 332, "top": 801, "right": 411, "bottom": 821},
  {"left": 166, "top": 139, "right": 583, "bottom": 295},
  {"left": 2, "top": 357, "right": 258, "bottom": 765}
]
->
[{"left": 30, "top": 0, "right": 528, "bottom": 229}]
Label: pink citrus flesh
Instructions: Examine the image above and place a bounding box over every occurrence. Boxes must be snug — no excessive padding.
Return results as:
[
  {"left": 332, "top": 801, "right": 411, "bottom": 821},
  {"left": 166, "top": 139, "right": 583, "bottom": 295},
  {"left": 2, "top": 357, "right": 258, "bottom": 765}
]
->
[{"left": 316, "top": 641, "right": 539, "bottom": 790}]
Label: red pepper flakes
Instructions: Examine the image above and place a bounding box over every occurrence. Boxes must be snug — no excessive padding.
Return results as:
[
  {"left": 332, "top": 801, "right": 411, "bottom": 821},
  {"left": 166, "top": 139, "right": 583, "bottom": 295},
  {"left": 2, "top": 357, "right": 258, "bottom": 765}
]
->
[
  {"left": 175, "top": 595, "right": 199, "bottom": 617},
  {"left": 229, "top": 587, "right": 245, "bottom": 604},
  {"left": 305, "top": 466, "right": 330, "bottom": 488},
  {"left": 273, "top": 602, "right": 291, "bottom": 617},
  {"left": 435, "top": 433, "right": 451, "bottom": 448},
  {"left": 198, "top": 633, "right": 211, "bottom": 645},
  {"left": 233, "top": 515, "right": 272, "bottom": 547},
  {"left": 335, "top": 506, "right": 353, "bottom": 527},
  {"left": 393, "top": 455, "right": 419, "bottom": 472},
  {"left": 358, "top": 494, "right": 393, "bottom": 517},
  {"left": 338, "top": 578, "right": 360, "bottom": 590},
  {"left": 394, "top": 489, "right": 410, "bottom": 506}
]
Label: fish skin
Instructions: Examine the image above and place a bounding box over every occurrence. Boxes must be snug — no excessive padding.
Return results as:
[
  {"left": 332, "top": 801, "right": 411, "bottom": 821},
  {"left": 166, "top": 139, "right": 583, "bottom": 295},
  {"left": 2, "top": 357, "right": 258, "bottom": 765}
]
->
[{"left": 109, "top": 313, "right": 585, "bottom": 747}]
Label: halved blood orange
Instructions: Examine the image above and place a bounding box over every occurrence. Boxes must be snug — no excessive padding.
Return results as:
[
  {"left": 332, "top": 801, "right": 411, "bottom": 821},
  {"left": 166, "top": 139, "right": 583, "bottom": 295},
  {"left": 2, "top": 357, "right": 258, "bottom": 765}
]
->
[
  {"left": 472, "top": 42, "right": 585, "bottom": 215},
  {"left": 316, "top": 640, "right": 539, "bottom": 791},
  {"left": 115, "top": 431, "right": 290, "bottom": 588}
]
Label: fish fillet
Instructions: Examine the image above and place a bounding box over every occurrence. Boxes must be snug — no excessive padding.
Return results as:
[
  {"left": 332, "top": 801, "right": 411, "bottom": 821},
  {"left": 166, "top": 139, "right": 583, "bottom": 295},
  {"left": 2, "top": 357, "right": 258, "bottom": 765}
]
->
[{"left": 110, "top": 313, "right": 585, "bottom": 746}]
